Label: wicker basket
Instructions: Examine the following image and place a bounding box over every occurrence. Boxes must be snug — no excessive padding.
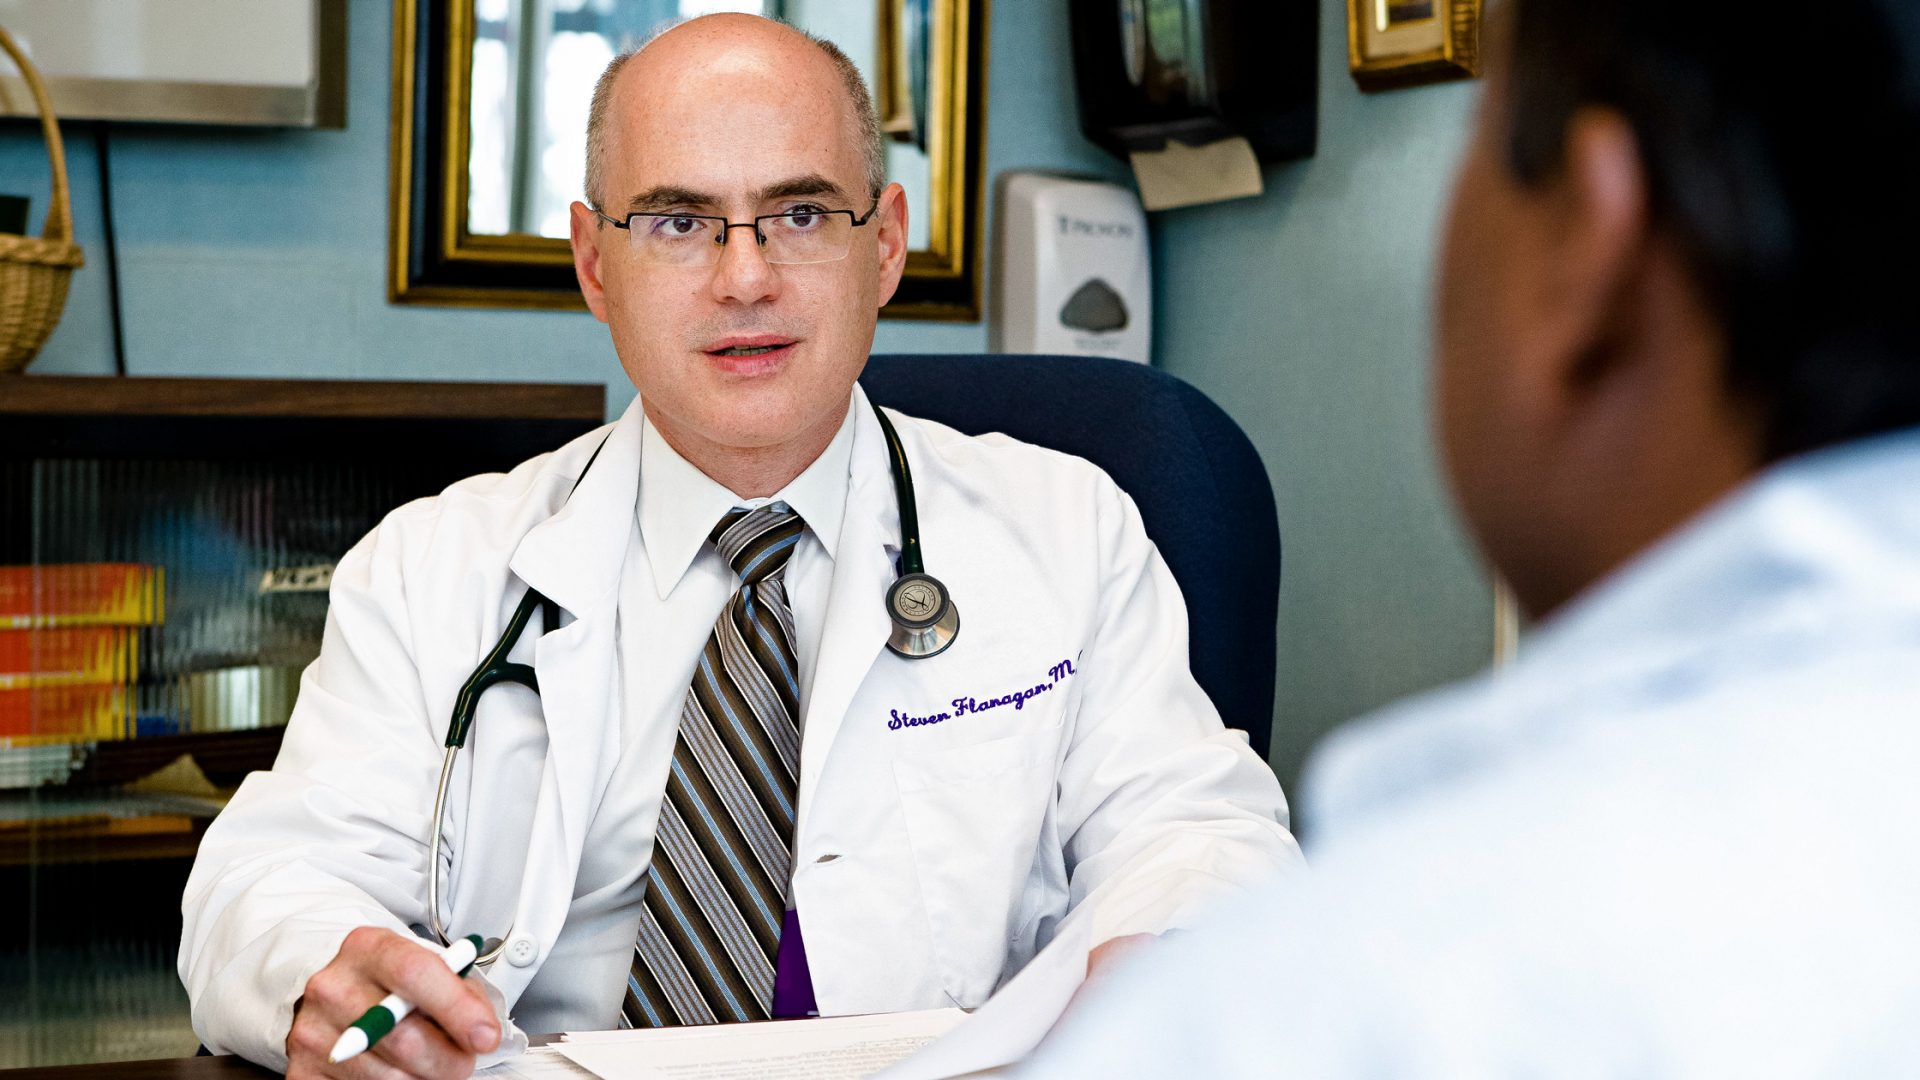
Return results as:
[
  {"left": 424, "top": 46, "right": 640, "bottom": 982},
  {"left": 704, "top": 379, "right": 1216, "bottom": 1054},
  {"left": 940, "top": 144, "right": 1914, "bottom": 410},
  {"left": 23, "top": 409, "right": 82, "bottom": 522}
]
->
[{"left": 0, "top": 24, "right": 85, "bottom": 374}]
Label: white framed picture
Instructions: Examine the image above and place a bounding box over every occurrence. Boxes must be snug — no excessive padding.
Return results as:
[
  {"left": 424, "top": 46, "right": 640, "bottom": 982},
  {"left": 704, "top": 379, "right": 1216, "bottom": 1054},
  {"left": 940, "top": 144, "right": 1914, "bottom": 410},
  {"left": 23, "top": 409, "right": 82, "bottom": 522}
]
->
[{"left": 0, "top": 0, "right": 345, "bottom": 127}]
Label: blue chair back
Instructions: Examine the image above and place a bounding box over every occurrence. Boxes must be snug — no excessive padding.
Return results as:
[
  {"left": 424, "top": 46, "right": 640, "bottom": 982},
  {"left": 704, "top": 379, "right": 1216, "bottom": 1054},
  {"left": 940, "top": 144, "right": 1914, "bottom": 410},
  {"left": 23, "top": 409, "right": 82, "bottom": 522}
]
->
[{"left": 860, "top": 354, "right": 1279, "bottom": 760}]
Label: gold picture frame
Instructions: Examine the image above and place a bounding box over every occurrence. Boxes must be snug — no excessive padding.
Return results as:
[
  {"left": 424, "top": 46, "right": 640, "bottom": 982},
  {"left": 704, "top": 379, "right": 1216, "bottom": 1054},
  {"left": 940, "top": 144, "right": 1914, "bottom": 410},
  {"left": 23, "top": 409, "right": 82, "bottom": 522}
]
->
[
  {"left": 388, "top": 0, "right": 988, "bottom": 319},
  {"left": 876, "top": 0, "right": 914, "bottom": 141},
  {"left": 1347, "top": 0, "right": 1481, "bottom": 91}
]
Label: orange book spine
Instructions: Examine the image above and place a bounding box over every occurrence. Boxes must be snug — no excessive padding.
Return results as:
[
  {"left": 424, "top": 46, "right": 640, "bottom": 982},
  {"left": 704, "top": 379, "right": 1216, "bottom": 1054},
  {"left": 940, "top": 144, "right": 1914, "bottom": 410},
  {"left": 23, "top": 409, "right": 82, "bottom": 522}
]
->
[
  {"left": 0, "top": 564, "right": 166, "bottom": 628},
  {"left": 0, "top": 684, "right": 134, "bottom": 742},
  {"left": 0, "top": 627, "right": 140, "bottom": 689}
]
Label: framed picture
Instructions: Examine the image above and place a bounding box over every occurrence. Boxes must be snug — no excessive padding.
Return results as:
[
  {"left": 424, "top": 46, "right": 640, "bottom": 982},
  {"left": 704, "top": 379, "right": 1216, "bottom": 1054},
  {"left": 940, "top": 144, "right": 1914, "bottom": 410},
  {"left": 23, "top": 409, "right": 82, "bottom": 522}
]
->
[
  {"left": 1347, "top": 0, "right": 1481, "bottom": 91},
  {"left": 390, "top": 0, "right": 985, "bottom": 317},
  {"left": 0, "top": 0, "right": 345, "bottom": 128},
  {"left": 875, "top": 0, "right": 931, "bottom": 150}
]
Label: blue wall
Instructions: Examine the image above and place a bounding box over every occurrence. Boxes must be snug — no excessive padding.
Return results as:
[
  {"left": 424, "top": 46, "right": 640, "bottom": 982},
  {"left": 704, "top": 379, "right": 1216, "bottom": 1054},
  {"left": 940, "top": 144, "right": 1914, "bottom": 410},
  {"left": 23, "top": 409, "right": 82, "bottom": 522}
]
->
[
  {"left": 1, "top": 0, "right": 1122, "bottom": 417},
  {"left": 3, "top": 0, "right": 1492, "bottom": 797},
  {"left": 1150, "top": 4, "right": 1491, "bottom": 794}
]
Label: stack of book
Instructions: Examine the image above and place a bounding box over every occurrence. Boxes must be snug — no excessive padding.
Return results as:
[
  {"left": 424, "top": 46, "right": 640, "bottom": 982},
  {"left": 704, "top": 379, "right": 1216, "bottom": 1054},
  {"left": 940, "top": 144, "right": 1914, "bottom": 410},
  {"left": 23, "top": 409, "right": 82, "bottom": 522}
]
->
[{"left": 0, "top": 564, "right": 165, "bottom": 746}]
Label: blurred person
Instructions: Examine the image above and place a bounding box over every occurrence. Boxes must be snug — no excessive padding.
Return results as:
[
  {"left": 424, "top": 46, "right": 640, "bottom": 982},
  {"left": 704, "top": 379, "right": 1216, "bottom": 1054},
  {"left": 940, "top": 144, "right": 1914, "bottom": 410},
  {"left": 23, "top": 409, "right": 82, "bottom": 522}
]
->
[{"left": 1017, "top": 0, "right": 1920, "bottom": 1074}]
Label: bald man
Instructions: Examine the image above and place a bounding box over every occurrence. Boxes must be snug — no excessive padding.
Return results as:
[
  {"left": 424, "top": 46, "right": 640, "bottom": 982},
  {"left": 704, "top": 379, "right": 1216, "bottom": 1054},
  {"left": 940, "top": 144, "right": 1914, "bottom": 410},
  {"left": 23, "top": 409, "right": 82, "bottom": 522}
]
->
[{"left": 178, "top": 16, "right": 1300, "bottom": 1078}]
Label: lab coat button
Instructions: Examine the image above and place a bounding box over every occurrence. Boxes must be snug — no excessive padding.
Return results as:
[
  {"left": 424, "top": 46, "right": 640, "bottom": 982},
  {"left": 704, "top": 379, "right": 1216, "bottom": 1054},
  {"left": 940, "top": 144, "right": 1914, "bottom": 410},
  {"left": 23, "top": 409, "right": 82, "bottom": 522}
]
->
[{"left": 505, "top": 937, "right": 539, "bottom": 968}]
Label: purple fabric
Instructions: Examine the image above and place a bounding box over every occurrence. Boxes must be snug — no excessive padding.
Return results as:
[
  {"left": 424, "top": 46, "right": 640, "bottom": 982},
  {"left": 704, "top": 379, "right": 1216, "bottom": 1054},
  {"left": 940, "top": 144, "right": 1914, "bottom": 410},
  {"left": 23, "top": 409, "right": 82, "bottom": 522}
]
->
[{"left": 772, "top": 908, "right": 818, "bottom": 1018}]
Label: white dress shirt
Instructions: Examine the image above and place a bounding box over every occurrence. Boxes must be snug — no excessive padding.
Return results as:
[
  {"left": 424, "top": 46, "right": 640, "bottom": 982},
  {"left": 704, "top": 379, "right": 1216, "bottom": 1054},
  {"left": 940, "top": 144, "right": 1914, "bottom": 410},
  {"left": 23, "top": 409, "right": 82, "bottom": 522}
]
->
[
  {"left": 1021, "top": 429, "right": 1920, "bottom": 1078},
  {"left": 514, "top": 402, "right": 854, "bottom": 1031}
]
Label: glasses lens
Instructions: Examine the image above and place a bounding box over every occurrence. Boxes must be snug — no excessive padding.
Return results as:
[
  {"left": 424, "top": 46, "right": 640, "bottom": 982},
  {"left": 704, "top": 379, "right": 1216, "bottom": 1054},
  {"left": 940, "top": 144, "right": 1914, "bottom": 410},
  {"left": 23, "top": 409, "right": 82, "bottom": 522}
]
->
[
  {"left": 761, "top": 210, "right": 854, "bottom": 265},
  {"left": 628, "top": 214, "right": 722, "bottom": 266}
]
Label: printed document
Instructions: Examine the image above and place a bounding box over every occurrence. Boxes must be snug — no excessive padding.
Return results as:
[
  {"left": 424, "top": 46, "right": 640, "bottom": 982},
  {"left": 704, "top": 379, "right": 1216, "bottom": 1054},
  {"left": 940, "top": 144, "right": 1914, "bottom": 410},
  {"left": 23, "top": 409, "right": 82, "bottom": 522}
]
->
[{"left": 546, "top": 1009, "right": 966, "bottom": 1080}]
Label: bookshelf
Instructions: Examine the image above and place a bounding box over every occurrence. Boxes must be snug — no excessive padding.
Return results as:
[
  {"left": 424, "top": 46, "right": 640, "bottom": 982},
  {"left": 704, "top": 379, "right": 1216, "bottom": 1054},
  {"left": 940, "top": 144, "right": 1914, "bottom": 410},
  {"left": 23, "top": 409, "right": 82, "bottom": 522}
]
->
[
  {"left": 0, "top": 373, "right": 607, "bottom": 1067},
  {"left": 0, "top": 374, "right": 606, "bottom": 856}
]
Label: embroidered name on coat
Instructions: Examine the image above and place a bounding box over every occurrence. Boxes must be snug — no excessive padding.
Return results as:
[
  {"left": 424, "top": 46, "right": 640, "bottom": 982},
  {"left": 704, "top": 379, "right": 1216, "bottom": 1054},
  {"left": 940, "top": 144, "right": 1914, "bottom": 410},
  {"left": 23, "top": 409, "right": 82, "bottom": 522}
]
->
[{"left": 888, "top": 658, "right": 1077, "bottom": 731}]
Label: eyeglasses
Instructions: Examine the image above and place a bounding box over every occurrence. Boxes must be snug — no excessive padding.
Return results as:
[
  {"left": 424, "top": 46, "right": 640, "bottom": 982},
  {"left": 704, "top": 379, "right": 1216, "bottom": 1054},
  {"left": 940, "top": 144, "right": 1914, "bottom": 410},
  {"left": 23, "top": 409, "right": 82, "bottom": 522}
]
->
[{"left": 593, "top": 203, "right": 879, "bottom": 267}]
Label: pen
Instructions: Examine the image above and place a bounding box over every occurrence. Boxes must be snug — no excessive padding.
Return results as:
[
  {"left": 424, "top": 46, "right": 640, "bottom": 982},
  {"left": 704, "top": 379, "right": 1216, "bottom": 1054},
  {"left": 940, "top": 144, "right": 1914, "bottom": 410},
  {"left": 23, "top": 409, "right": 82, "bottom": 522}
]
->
[{"left": 328, "top": 934, "right": 485, "bottom": 1065}]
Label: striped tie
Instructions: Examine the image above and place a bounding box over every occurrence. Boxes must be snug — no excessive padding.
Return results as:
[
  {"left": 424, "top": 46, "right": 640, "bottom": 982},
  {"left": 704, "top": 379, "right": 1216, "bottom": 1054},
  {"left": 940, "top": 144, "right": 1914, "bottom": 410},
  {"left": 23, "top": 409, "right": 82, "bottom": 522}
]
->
[{"left": 624, "top": 506, "right": 805, "bottom": 1027}]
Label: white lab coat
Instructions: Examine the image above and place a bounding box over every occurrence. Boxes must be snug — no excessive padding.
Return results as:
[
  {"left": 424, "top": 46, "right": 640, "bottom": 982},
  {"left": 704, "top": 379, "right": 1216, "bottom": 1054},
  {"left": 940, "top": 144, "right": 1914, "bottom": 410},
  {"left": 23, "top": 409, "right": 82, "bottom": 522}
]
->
[
  {"left": 179, "top": 388, "right": 1301, "bottom": 1068},
  {"left": 1019, "top": 429, "right": 1920, "bottom": 1078}
]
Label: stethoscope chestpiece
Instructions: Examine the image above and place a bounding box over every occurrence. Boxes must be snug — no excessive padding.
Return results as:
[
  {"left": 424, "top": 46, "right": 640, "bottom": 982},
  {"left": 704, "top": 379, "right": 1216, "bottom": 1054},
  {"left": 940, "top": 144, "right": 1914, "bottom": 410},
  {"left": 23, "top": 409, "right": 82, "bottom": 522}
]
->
[{"left": 885, "top": 572, "right": 960, "bottom": 659}]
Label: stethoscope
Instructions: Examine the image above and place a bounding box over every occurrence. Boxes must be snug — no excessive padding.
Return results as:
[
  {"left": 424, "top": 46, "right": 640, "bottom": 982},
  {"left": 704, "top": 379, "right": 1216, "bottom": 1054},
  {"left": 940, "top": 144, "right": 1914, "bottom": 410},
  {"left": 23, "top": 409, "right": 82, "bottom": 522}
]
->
[{"left": 427, "top": 401, "right": 959, "bottom": 965}]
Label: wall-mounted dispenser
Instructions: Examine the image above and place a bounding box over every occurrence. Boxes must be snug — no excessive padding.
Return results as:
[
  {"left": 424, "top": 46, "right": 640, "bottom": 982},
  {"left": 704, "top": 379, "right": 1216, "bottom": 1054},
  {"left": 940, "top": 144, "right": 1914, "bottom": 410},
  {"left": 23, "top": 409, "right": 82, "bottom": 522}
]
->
[
  {"left": 991, "top": 173, "right": 1151, "bottom": 365},
  {"left": 1069, "top": 0, "right": 1318, "bottom": 209}
]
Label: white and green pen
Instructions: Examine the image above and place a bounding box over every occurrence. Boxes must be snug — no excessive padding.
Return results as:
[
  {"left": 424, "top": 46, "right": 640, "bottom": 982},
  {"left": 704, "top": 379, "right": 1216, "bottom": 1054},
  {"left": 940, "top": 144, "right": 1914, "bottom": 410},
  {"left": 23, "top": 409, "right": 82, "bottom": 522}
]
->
[{"left": 327, "top": 934, "right": 485, "bottom": 1065}]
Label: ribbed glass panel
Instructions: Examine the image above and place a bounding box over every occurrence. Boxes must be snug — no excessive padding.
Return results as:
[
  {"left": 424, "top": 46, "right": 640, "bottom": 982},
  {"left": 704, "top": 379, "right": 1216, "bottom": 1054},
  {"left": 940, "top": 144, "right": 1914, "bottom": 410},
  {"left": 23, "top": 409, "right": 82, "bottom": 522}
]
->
[
  {"left": 15, "top": 458, "right": 434, "bottom": 735},
  {"left": 2, "top": 454, "right": 452, "bottom": 1067}
]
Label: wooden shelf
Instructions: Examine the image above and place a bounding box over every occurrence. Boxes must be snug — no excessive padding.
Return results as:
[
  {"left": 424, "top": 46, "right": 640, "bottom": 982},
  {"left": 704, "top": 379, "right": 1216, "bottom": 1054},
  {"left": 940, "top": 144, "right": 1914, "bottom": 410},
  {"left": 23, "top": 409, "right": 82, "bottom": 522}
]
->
[
  {"left": 66, "top": 727, "right": 287, "bottom": 789},
  {"left": 0, "top": 813, "right": 210, "bottom": 867},
  {"left": 0, "top": 763, "right": 253, "bottom": 866},
  {"left": 0, "top": 374, "right": 608, "bottom": 463},
  {"left": 0, "top": 376, "right": 601, "bottom": 872},
  {"left": 0, "top": 374, "right": 604, "bottom": 421}
]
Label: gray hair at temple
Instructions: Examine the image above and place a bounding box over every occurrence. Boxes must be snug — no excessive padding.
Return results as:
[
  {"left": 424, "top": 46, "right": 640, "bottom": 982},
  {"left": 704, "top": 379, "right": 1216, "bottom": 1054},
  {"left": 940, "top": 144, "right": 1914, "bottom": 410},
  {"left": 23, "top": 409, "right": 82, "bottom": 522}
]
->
[{"left": 584, "top": 22, "right": 888, "bottom": 213}]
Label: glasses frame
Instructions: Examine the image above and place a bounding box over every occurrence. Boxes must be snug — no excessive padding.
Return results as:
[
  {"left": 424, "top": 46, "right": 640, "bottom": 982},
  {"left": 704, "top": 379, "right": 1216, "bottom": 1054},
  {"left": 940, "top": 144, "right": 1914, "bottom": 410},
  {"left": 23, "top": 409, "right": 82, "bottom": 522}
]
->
[{"left": 593, "top": 203, "right": 880, "bottom": 265}]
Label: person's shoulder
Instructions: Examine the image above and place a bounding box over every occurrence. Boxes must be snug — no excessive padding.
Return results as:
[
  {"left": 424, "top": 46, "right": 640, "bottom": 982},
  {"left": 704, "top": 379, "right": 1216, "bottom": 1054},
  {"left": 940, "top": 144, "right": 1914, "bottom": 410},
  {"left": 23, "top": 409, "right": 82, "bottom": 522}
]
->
[
  {"left": 1025, "top": 637, "right": 1920, "bottom": 1076},
  {"left": 1320, "top": 629, "right": 1920, "bottom": 829},
  {"left": 1316, "top": 642, "right": 1920, "bottom": 926},
  {"left": 1122, "top": 658, "right": 1920, "bottom": 1071},
  {"left": 1298, "top": 668, "right": 1511, "bottom": 833}
]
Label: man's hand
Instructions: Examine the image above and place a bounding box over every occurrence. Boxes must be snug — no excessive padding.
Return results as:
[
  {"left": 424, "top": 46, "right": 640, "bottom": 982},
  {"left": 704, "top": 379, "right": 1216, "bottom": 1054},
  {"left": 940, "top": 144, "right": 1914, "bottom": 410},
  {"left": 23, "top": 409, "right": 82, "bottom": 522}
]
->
[{"left": 286, "top": 927, "right": 500, "bottom": 1080}]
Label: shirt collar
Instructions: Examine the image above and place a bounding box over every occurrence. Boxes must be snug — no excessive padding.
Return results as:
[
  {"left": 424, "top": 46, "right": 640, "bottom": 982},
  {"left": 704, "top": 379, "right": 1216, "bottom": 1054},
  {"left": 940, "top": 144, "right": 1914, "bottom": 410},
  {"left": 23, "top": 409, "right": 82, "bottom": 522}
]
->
[{"left": 638, "top": 398, "right": 857, "bottom": 599}]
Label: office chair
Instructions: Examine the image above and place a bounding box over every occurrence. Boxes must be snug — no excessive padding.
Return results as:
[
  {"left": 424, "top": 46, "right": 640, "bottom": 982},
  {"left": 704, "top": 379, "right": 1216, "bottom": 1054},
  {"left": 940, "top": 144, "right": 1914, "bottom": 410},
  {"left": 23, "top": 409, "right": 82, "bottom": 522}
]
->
[{"left": 860, "top": 354, "right": 1280, "bottom": 760}]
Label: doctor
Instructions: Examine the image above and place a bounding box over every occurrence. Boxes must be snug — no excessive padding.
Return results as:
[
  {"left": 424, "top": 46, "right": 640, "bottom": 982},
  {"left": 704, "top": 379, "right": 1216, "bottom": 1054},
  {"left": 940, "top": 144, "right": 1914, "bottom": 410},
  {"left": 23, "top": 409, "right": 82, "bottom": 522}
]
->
[{"left": 179, "top": 14, "right": 1300, "bottom": 1078}]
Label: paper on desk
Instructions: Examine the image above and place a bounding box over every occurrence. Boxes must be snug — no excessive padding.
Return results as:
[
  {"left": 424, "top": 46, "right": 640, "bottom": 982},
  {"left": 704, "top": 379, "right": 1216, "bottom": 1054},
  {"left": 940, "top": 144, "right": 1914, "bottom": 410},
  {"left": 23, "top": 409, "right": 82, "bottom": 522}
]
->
[
  {"left": 552, "top": 1008, "right": 965, "bottom": 1080},
  {"left": 481, "top": 1045, "right": 599, "bottom": 1078},
  {"left": 872, "top": 914, "right": 1094, "bottom": 1080},
  {"left": 1128, "top": 136, "right": 1264, "bottom": 211}
]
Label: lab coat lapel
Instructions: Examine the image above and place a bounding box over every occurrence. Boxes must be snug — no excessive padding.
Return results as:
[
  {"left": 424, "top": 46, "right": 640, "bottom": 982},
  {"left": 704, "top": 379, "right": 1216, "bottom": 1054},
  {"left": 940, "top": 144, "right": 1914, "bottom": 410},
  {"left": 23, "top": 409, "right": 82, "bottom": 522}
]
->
[
  {"left": 799, "top": 398, "right": 896, "bottom": 829},
  {"left": 505, "top": 403, "right": 641, "bottom": 899}
]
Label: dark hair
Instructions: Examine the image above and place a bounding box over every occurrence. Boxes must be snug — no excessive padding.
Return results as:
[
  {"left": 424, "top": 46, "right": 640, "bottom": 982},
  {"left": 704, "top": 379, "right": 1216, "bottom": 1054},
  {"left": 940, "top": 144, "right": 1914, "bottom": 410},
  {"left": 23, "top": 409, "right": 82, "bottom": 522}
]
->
[{"left": 1504, "top": 0, "right": 1920, "bottom": 461}]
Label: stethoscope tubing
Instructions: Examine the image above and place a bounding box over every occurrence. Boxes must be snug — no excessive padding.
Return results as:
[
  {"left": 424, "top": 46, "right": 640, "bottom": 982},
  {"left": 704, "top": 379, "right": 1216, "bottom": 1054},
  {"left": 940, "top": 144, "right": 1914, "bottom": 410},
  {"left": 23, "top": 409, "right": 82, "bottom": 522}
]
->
[
  {"left": 426, "top": 744, "right": 512, "bottom": 966},
  {"left": 870, "top": 405, "right": 925, "bottom": 576}
]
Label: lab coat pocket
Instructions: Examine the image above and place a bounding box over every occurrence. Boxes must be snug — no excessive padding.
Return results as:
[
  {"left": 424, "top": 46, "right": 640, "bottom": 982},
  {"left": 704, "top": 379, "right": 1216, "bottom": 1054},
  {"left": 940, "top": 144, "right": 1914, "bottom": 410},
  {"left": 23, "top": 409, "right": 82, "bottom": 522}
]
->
[{"left": 891, "top": 726, "right": 1062, "bottom": 1007}]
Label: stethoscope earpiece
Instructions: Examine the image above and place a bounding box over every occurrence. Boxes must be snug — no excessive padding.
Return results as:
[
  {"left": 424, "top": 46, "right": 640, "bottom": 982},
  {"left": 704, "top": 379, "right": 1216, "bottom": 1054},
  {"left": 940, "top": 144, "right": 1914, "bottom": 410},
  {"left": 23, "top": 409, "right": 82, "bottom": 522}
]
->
[{"left": 885, "top": 572, "right": 960, "bottom": 659}]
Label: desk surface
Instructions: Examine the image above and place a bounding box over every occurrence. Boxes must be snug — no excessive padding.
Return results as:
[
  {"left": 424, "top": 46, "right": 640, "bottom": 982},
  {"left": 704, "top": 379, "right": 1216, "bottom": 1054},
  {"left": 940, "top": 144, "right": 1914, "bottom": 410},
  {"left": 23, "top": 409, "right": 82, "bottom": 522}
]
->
[
  {"left": 5, "top": 1057, "right": 276, "bottom": 1078},
  {"left": 3, "top": 1037, "right": 572, "bottom": 1077}
]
